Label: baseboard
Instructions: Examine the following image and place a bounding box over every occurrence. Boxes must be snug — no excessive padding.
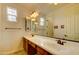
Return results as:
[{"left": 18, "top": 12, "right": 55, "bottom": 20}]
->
[{"left": 8, "top": 48, "right": 24, "bottom": 54}]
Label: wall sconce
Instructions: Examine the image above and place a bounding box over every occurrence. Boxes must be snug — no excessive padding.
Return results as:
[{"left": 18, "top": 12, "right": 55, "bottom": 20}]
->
[
  {"left": 30, "top": 11, "right": 39, "bottom": 18},
  {"left": 54, "top": 25, "right": 58, "bottom": 29},
  {"left": 61, "top": 25, "right": 64, "bottom": 29},
  {"left": 26, "top": 11, "right": 39, "bottom": 22}
]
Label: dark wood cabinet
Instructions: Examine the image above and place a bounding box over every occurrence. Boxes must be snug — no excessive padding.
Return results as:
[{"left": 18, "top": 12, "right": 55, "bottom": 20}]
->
[
  {"left": 37, "top": 46, "right": 50, "bottom": 55},
  {"left": 23, "top": 37, "right": 52, "bottom": 55},
  {"left": 28, "top": 41, "right": 36, "bottom": 48},
  {"left": 23, "top": 38, "right": 37, "bottom": 55},
  {"left": 28, "top": 44, "right": 37, "bottom": 55},
  {"left": 28, "top": 41, "right": 37, "bottom": 55},
  {"left": 23, "top": 38, "right": 28, "bottom": 52}
]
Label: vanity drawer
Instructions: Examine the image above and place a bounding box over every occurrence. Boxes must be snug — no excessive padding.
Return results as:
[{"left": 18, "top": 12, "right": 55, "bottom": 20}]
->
[{"left": 28, "top": 41, "right": 36, "bottom": 48}]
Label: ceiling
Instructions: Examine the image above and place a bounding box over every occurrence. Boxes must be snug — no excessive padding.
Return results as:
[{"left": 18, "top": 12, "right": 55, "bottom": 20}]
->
[
  {"left": 19, "top": 3, "right": 51, "bottom": 14},
  {"left": 18, "top": 3, "right": 70, "bottom": 16}
]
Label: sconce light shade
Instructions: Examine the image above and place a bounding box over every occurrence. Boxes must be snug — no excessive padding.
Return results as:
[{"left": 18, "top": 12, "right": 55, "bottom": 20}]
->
[
  {"left": 26, "top": 11, "right": 39, "bottom": 21},
  {"left": 31, "top": 18, "right": 36, "bottom": 21},
  {"left": 30, "top": 11, "right": 39, "bottom": 18}
]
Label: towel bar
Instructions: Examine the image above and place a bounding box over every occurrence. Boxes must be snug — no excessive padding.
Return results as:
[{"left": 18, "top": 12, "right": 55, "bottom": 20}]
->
[{"left": 5, "top": 28, "right": 22, "bottom": 30}]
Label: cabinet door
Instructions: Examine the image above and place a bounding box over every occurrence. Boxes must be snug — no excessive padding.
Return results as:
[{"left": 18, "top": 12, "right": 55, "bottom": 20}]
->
[
  {"left": 23, "top": 38, "right": 37, "bottom": 55},
  {"left": 28, "top": 44, "right": 37, "bottom": 55},
  {"left": 23, "top": 38, "right": 29, "bottom": 52},
  {"left": 37, "top": 46, "right": 50, "bottom": 55},
  {"left": 28, "top": 41, "right": 36, "bottom": 48}
]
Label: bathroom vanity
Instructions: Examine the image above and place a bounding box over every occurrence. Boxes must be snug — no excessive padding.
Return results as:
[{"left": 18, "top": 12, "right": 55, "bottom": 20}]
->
[
  {"left": 23, "top": 36, "right": 51, "bottom": 55},
  {"left": 23, "top": 35, "right": 79, "bottom": 55}
]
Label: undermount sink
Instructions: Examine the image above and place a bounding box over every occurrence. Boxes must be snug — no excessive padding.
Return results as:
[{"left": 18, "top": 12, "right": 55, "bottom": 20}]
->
[
  {"left": 33, "top": 36, "right": 67, "bottom": 52},
  {"left": 46, "top": 40, "right": 79, "bottom": 54},
  {"left": 45, "top": 41, "right": 63, "bottom": 49}
]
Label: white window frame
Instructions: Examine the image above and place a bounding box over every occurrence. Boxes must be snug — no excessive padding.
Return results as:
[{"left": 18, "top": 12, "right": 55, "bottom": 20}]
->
[
  {"left": 39, "top": 17, "right": 45, "bottom": 26},
  {"left": 7, "top": 7, "right": 17, "bottom": 22}
]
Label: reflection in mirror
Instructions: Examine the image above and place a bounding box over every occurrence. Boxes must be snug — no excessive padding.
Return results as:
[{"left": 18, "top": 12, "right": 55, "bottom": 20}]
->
[
  {"left": 26, "top": 4, "right": 79, "bottom": 42},
  {"left": 39, "top": 17, "right": 45, "bottom": 26}
]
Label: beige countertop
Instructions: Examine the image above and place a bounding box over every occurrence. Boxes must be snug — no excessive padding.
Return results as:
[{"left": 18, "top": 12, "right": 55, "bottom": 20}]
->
[{"left": 24, "top": 35, "right": 79, "bottom": 55}]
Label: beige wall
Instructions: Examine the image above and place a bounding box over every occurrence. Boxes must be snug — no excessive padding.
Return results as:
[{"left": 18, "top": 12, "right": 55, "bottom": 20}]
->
[
  {"left": 0, "top": 4, "right": 3, "bottom": 49},
  {"left": 0, "top": 3, "right": 29, "bottom": 54},
  {"left": 51, "top": 4, "right": 79, "bottom": 41}
]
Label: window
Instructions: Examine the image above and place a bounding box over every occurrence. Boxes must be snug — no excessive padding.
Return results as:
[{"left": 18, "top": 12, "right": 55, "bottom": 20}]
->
[
  {"left": 39, "top": 17, "right": 45, "bottom": 26},
  {"left": 7, "top": 7, "right": 17, "bottom": 22}
]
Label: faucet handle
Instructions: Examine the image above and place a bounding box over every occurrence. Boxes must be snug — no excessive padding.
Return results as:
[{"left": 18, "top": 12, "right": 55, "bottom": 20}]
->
[
  {"left": 57, "top": 40, "right": 62, "bottom": 44},
  {"left": 61, "top": 41, "right": 66, "bottom": 45},
  {"left": 56, "top": 39, "right": 66, "bottom": 45}
]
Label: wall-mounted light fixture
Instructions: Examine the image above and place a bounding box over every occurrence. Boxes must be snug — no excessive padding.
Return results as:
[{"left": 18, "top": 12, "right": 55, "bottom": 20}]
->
[
  {"left": 30, "top": 11, "right": 39, "bottom": 18},
  {"left": 26, "top": 11, "right": 39, "bottom": 22}
]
